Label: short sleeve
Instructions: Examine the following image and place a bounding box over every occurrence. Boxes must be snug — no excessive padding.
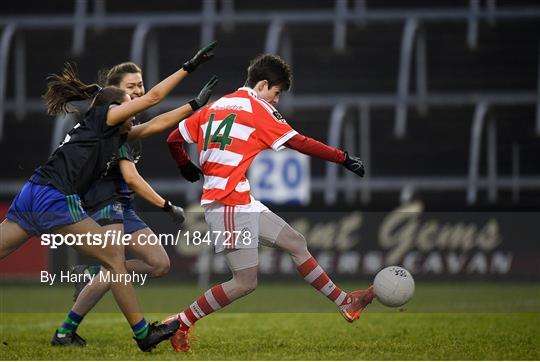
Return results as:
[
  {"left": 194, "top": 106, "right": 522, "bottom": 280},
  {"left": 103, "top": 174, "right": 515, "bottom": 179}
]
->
[
  {"left": 84, "top": 103, "right": 121, "bottom": 137},
  {"left": 178, "top": 110, "right": 202, "bottom": 144},
  {"left": 118, "top": 143, "right": 135, "bottom": 162},
  {"left": 252, "top": 98, "right": 298, "bottom": 151}
]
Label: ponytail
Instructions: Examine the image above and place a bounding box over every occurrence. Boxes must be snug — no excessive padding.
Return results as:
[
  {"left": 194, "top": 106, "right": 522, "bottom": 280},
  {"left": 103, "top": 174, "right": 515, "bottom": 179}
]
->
[{"left": 43, "top": 63, "right": 101, "bottom": 115}]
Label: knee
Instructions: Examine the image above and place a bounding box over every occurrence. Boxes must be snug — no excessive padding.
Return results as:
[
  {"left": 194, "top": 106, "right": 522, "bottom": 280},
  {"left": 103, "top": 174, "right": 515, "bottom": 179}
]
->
[
  {"left": 148, "top": 255, "right": 170, "bottom": 278},
  {"left": 292, "top": 229, "right": 307, "bottom": 247},
  {"left": 0, "top": 244, "right": 18, "bottom": 259},
  {"left": 280, "top": 226, "right": 308, "bottom": 255},
  {"left": 240, "top": 278, "right": 257, "bottom": 296},
  {"left": 234, "top": 272, "right": 258, "bottom": 296}
]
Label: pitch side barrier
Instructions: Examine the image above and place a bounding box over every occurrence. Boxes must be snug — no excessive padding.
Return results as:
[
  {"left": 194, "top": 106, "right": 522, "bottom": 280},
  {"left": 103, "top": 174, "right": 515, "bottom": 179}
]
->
[{"left": 24, "top": 203, "right": 540, "bottom": 284}]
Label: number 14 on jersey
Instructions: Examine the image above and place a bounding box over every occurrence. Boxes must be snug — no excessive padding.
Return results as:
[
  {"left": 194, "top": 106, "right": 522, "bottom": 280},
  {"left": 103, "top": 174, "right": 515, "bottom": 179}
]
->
[{"left": 203, "top": 113, "right": 237, "bottom": 151}]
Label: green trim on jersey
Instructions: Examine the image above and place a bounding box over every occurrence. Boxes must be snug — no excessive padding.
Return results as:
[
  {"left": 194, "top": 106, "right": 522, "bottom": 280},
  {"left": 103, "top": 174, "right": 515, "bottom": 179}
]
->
[{"left": 118, "top": 144, "right": 129, "bottom": 159}]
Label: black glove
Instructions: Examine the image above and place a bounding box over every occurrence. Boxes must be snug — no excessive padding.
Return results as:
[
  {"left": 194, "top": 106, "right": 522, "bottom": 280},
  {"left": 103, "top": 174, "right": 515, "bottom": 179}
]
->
[
  {"left": 179, "top": 160, "right": 203, "bottom": 182},
  {"left": 189, "top": 75, "right": 219, "bottom": 111},
  {"left": 162, "top": 200, "right": 185, "bottom": 226},
  {"left": 342, "top": 152, "right": 365, "bottom": 177},
  {"left": 182, "top": 40, "right": 217, "bottom": 73}
]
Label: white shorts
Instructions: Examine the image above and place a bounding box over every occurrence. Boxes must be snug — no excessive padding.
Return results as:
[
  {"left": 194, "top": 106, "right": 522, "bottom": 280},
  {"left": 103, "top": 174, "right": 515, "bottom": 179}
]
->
[{"left": 203, "top": 197, "right": 287, "bottom": 253}]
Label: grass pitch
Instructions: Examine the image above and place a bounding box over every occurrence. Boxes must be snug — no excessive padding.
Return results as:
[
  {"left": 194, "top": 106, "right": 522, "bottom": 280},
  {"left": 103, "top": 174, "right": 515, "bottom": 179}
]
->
[{"left": 1, "top": 281, "right": 539, "bottom": 360}]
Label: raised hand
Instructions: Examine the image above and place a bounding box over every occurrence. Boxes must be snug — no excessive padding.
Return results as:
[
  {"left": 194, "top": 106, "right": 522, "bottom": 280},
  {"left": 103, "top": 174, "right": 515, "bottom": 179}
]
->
[
  {"left": 182, "top": 40, "right": 217, "bottom": 73},
  {"left": 189, "top": 75, "right": 219, "bottom": 111}
]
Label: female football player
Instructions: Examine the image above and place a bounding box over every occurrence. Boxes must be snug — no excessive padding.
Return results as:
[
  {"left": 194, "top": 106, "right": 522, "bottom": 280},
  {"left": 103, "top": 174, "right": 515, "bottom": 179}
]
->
[
  {"left": 51, "top": 62, "right": 213, "bottom": 347},
  {"left": 0, "top": 41, "right": 217, "bottom": 351}
]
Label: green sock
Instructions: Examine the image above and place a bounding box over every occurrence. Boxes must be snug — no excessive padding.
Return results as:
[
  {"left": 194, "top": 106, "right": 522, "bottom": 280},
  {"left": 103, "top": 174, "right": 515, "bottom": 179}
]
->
[
  {"left": 132, "top": 319, "right": 149, "bottom": 340},
  {"left": 57, "top": 310, "right": 83, "bottom": 335}
]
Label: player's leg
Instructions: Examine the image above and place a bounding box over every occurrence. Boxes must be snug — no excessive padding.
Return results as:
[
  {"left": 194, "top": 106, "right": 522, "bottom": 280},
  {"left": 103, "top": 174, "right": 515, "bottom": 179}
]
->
[
  {"left": 1, "top": 183, "right": 38, "bottom": 259},
  {"left": 124, "top": 220, "right": 170, "bottom": 278},
  {"left": 71, "top": 213, "right": 169, "bottom": 301},
  {"left": 259, "top": 211, "right": 346, "bottom": 302},
  {"left": 55, "top": 220, "right": 141, "bottom": 321},
  {"left": 165, "top": 248, "right": 258, "bottom": 352},
  {"left": 54, "top": 219, "right": 178, "bottom": 350},
  {"left": 52, "top": 222, "right": 125, "bottom": 347},
  {"left": 69, "top": 203, "right": 127, "bottom": 301},
  {"left": 221, "top": 249, "right": 258, "bottom": 298},
  {"left": 114, "top": 205, "right": 170, "bottom": 276},
  {"left": 124, "top": 229, "right": 170, "bottom": 276},
  {"left": 165, "top": 203, "right": 262, "bottom": 351},
  {"left": 53, "top": 211, "right": 169, "bottom": 346},
  {"left": 69, "top": 229, "right": 169, "bottom": 312},
  {"left": 259, "top": 210, "right": 374, "bottom": 322},
  {"left": 176, "top": 254, "right": 258, "bottom": 329},
  {"left": 70, "top": 207, "right": 169, "bottom": 300},
  {"left": 0, "top": 219, "right": 32, "bottom": 259},
  {"left": 6, "top": 183, "right": 175, "bottom": 350}
]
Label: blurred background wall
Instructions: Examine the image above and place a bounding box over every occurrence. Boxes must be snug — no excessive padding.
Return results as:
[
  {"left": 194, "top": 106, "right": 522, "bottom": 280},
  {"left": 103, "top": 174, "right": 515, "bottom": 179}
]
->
[{"left": 0, "top": 0, "right": 538, "bottom": 282}]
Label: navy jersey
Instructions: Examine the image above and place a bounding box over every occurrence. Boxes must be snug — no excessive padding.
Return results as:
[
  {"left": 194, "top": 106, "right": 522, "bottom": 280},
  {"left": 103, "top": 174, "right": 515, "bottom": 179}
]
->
[
  {"left": 30, "top": 103, "right": 126, "bottom": 196},
  {"left": 82, "top": 140, "right": 142, "bottom": 212}
]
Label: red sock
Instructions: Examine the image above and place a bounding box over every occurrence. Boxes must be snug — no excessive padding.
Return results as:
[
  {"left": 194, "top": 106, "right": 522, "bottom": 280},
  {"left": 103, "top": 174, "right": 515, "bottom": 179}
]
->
[
  {"left": 177, "top": 284, "right": 231, "bottom": 331},
  {"left": 297, "top": 257, "right": 348, "bottom": 306}
]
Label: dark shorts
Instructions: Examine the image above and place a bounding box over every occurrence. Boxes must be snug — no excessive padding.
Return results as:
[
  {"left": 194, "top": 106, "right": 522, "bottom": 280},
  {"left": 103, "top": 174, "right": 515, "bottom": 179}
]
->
[
  {"left": 6, "top": 182, "right": 87, "bottom": 235},
  {"left": 89, "top": 202, "right": 148, "bottom": 235},
  {"left": 89, "top": 201, "right": 124, "bottom": 226}
]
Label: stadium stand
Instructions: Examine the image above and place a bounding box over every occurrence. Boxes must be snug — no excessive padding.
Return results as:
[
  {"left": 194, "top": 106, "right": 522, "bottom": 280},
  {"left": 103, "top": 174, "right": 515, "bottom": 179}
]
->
[{"left": 0, "top": 0, "right": 539, "bottom": 209}]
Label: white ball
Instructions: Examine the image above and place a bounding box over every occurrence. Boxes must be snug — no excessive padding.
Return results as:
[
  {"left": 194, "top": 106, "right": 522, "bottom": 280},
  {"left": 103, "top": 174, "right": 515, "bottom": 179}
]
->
[{"left": 373, "top": 266, "right": 415, "bottom": 307}]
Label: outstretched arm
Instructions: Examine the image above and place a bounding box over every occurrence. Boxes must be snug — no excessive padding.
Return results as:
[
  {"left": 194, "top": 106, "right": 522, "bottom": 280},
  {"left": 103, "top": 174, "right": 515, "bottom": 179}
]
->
[
  {"left": 106, "top": 41, "right": 217, "bottom": 127},
  {"left": 119, "top": 160, "right": 166, "bottom": 208},
  {"left": 127, "top": 75, "right": 218, "bottom": 141},
  {"left": 285, "top": 134, "right": 345, "bottom": 163},
  {"left": 127, "top": 104, "right": 193, "bottom": 140},
  {"left": 119, "top": 160, "right": 185, "bottom": 225},
  {"left": 286, "top": 133, "right": 365, "bottom": 177}
]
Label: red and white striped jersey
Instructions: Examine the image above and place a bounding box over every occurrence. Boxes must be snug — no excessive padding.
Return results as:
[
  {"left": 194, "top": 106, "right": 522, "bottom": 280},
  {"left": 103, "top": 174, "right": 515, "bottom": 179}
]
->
[{"left": 178, "top": 87, "right": 298, "bottom": 206}]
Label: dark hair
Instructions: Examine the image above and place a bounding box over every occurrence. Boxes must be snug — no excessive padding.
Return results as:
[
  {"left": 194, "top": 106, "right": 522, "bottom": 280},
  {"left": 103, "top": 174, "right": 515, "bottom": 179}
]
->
[
  {"left": 99, "top": 62, "right": 142, "bottom": 87},
  {"left": 43, "top": 63, "right": 127, "bottom": 115},
  {"left": 90, "top": 86, "right": 128, "bottom": 110},
  {"left": 245, "top": 54, "right": 292, "bottom": 91}
]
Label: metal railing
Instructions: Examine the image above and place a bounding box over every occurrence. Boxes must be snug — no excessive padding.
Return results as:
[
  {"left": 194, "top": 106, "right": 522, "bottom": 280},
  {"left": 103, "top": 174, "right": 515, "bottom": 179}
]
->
[
  {"left": 0, "top": 23, "right": 26, "bottom": 139},
  {"left": 0, "top": 0, "right": 539, "bottom": 205},
  {"left": 3, "top": 1, "right": 540, "bottom": 131},
  {"left": 537, "top": 40, "right": 540, "bottom": 135},
  {"left": 395, "top": 18, "right": 428, "bottom": 139},
  {"left": 467, "top": 102, "right": 490, "bottom": 204}
]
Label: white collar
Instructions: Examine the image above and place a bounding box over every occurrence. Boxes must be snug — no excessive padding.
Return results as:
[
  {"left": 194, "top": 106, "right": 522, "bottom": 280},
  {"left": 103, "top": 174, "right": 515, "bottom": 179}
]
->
[{"left": 237, "top": 86, "right": 258, "bottom": 98}]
